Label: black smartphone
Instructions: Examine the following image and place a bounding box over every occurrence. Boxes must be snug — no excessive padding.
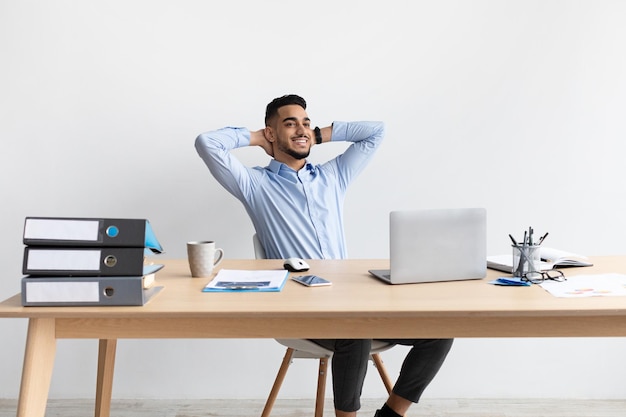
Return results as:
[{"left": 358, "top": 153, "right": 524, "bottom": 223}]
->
[{"left": 291, "top": 275, "right": 332, "bottom": 287}]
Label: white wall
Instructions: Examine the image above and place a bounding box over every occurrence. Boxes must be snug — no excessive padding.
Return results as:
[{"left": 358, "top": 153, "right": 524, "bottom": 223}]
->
[{"left": 2, "top": 0, "right": 626, "bottom": 401}]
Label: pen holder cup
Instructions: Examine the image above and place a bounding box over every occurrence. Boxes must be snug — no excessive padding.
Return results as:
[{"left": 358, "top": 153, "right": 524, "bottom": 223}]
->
[{"left": 512, "top": 245, "right": 541, "bottom": 278}]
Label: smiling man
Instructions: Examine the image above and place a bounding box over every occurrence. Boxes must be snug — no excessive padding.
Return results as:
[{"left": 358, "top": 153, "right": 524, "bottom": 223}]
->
[
  {"left": 194, "top": 94, "right": 385, "bottom": 260},
  {"left": 265, "top": 101, "right": 314, "bottom": 164},
  {"left": 195, "top": 94, "right": 452, "bottom": 417}
]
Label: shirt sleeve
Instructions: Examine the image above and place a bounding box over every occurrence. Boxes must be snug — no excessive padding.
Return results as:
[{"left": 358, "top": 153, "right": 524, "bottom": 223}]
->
[
  {"left": 325, "top": 121, "right": 385, "bottom": 189},
  {"left": 194, "top": 127, "right": 256, "bottom": 201}
]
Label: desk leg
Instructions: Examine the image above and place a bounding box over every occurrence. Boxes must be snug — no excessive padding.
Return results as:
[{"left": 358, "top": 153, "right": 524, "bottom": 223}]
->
[
  {"left": 17, "top": 318, "right": 56, "bottom": 417},
  {"left": 95, "top": 339, "right": 117, "bottom": 417}
]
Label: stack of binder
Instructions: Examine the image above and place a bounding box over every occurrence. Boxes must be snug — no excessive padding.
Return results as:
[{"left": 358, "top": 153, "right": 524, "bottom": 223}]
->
[{"left": 20, "top": 217, "right": 165, "bottom": 306}]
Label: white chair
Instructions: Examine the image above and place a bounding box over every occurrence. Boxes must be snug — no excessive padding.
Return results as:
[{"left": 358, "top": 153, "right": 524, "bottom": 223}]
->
[{"left": 253, "top": 234, "right": 395, "bottom": 417}]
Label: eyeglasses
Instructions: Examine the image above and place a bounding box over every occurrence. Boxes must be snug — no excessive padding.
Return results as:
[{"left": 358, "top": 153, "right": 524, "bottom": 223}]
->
[{"left": 521, "top": 270, "right": 566, "bottom": 284}]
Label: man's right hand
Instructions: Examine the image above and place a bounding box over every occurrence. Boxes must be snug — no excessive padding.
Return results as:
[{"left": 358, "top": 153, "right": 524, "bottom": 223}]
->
[{"left": 250, "top": 129, "right": 274, "bottom": 157}]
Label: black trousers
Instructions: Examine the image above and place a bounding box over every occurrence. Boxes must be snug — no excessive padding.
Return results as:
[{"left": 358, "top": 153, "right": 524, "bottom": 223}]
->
[{"left": 310, "top": 338, "right": 453, "bottom": 412}]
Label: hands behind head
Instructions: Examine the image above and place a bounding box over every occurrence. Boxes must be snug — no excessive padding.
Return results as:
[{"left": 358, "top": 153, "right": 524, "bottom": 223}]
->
[{"left": 250, "top": 129, "right": 274, "bottom": 157}]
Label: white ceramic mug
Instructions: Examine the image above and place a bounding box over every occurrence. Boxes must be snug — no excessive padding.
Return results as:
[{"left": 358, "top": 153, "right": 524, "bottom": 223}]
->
[{"left": 186, "top": 241, "right": 225, "bottom": 277}]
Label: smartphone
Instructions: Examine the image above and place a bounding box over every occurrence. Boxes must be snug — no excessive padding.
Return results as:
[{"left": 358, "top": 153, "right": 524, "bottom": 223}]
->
[{"left": 291, "top": 275, "right": 332, "bottom": 287}]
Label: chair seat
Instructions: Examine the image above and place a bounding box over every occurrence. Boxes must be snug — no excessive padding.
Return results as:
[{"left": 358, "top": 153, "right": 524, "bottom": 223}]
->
[{"left": 275, "top": 338, "right": 395, "bottom": 358}]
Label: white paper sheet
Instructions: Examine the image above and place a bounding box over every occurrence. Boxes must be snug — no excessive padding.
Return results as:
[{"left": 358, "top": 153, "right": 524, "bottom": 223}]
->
[{"left": 539, "top": 273, "right": 626, "bottom": 298}]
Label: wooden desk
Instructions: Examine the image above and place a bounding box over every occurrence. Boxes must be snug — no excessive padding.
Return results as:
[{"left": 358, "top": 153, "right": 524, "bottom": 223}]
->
[{"left": 1, "top": 257, "right": 626, "bottom": 417}]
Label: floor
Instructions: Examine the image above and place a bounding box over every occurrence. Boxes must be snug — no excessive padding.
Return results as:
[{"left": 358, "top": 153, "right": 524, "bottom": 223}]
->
[{"left": 1, "top": 398, "right": 625, "bottom": 417}]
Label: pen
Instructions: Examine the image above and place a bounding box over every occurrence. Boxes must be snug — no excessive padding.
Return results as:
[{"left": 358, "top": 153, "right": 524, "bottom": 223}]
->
[{"left": 538, "top": 232, "right": 549, "bottom": 245}]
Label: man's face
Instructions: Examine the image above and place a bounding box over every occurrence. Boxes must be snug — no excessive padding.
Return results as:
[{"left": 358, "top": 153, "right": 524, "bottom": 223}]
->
[{"left": 268, "top": 104, "right": 313, "bottom": 161}]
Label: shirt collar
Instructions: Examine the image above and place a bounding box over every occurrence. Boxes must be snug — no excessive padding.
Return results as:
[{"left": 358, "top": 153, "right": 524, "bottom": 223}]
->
[
  {"left": 267, "top": 159, "right": 285, "bottom": 174},
  {"left": 268, "top": 159, "right": 314, "bottom": 174}
]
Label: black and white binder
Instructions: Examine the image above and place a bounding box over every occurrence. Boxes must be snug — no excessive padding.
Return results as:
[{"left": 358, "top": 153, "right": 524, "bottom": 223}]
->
[
  {"left": 23, "top": 217, "right": 163, "bottom": 253},
  {"left": 21, "top": 275, "right": 164, "bottom": 306},
  {"left": 22, "top": 246, "right": 158, "bottom": 276}
]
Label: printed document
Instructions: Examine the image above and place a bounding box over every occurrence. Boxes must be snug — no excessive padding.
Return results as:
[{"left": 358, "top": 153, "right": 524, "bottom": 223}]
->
[{"left": 203, "top": 269, "right": 289, "bottom": 292}]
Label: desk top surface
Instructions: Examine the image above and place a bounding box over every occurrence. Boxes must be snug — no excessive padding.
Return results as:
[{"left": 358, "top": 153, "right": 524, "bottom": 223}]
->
[{"left": 1, "top": 257, "right": 626, "bottom": 320}]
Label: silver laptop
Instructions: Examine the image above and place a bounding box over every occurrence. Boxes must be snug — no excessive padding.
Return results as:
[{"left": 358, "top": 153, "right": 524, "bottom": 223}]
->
[{"left": 369, "top": 208, "right": 487, "bottom": 284}]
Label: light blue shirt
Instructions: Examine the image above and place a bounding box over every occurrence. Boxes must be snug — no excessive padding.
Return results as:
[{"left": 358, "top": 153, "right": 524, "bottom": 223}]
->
[{"left": 195, "top": 121, "right": 385, "bottom": 259}]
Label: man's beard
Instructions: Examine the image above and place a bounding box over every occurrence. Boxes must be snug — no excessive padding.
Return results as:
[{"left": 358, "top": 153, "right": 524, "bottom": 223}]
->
[
  {"left": 278, "top": 141, "right": 310, "bottom": 160},
  {"left": 285, "top": 148, "right": 310, "bottom": 160}
]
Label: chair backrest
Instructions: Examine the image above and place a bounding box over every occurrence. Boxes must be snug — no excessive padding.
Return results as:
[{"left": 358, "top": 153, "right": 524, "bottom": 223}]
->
[{"left": 253, "top": 233, "right": 267, "bottom": 260}]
